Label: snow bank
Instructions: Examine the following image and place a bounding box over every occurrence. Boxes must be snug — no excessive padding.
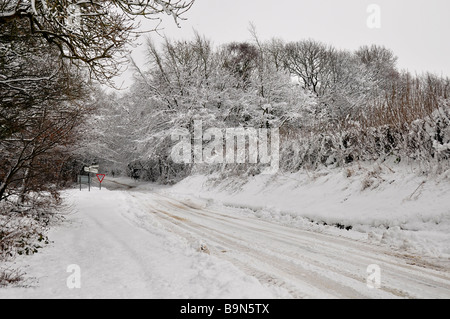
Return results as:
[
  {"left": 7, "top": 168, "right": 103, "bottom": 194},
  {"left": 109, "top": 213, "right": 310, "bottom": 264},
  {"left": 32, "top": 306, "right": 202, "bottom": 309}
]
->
[{"left": 165, "top": 162, "right": 450, "bottom": 259}]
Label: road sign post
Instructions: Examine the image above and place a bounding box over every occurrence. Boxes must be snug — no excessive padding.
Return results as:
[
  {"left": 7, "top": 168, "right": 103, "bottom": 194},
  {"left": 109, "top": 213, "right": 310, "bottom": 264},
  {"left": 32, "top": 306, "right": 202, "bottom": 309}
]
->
[
  {"left": 78, "top": 175, "right": 91, "bottom": 191},
  {"left": 96, "top": 174, "right": 105, "bottom": 190},
  {"left": 80, "top": 165, "right": 100, "bottom": 191},
  {"left": 84, "top": 165, "right": 99, "bottom": 174}
]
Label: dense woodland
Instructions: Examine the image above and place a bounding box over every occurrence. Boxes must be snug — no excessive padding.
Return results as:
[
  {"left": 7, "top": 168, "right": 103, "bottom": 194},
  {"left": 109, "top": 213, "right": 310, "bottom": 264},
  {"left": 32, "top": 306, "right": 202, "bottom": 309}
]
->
[{"left": 1, "top": 0, "right": 449, "bottom": 284}]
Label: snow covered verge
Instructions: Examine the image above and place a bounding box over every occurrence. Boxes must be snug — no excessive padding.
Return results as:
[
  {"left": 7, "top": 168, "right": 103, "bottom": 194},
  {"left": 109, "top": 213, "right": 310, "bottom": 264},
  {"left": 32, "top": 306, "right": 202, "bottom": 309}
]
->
[{"left": 164, "top": 161, "right": 450, "bottom": 261}]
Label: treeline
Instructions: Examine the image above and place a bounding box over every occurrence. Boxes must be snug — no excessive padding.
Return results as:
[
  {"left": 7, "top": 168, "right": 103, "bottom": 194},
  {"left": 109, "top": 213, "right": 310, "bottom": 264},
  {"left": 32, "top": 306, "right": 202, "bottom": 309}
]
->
[{"left": 92, "top": 30, "right": 450, "bottom": 182}]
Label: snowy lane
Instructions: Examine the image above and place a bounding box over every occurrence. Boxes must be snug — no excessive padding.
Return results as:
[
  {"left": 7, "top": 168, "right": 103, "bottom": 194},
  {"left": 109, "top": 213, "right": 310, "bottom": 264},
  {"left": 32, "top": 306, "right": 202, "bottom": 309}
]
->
[
  {"left": 127, "top": 190, "right": 450, "bottom": 299},
  {"left": 1, "top": 188, "right": 279, "bottom": 299},
  {"left": 2, "top": 178, "right": 449, "bottom": 299}
]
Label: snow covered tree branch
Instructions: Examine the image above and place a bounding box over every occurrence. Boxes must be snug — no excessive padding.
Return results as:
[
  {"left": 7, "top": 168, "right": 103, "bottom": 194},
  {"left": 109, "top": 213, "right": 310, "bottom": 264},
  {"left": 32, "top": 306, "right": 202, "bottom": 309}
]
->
[{"left": 0, "top": 0, "right": 195, "bottom": 83}]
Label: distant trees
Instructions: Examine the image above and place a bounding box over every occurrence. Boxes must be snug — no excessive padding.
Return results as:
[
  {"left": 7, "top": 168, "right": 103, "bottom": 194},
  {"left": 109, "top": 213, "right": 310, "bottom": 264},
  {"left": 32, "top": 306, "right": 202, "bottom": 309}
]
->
[
  {"left": 282, "top": 41, "right": 399, "bottom": 100},
  {"left": 91, "top": 33, "right": 314, "bottom": 181},
  {"left": 91, "top": 31, "right": 449, "bottom": 181},
  {"left": 282, "top": 40, "right": 402, "bottom": 122}
]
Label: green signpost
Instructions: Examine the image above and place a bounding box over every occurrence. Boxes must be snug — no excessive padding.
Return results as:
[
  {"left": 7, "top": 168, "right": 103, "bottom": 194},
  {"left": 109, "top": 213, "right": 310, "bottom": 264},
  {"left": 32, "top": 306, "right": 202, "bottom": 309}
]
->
[{"left": 78, "top": 175, "right": 91, "bottom": 191}]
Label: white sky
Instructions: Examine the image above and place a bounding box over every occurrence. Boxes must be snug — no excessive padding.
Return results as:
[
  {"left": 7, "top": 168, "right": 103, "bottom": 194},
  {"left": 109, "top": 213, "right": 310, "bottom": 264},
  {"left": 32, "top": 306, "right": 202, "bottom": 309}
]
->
[{"left": 116, "top": 0, "right": 450, "bottom": 88}]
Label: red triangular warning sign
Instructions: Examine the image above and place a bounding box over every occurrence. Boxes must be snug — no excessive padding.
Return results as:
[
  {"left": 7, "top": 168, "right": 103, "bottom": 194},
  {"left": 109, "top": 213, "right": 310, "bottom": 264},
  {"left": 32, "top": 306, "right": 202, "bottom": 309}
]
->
[{"left": 96, "top": 174, "right": 105, "bottom": 183}]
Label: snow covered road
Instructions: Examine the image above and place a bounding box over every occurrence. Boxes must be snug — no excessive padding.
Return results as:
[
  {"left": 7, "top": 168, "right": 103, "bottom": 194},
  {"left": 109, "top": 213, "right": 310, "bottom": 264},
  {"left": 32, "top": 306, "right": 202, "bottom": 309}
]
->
[
  {"left": 1, "top": 178, "right": 450, "bottom": 299},
  {"left": 128, "top": 190, "right": 450, "bottom": 299}
]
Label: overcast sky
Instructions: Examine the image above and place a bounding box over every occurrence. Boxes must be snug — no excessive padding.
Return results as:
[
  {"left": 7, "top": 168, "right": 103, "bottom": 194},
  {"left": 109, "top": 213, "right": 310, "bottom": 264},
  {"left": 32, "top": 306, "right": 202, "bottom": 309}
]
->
[{"left": 116, "top": 0, "right": 450, "bottom": 88}]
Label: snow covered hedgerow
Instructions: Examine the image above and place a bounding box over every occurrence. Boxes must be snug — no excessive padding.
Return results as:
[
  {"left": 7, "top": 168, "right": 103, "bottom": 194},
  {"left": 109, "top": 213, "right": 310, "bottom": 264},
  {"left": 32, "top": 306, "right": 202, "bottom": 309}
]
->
[
  {"left": 0, "top": 193, "right": 62, "bottom": 286},
  {"left": 279, "top": 98, "right": 450, "bottom": 173},
  {"left": 0, "top": 201, "right": 54, "bottom": 262}
]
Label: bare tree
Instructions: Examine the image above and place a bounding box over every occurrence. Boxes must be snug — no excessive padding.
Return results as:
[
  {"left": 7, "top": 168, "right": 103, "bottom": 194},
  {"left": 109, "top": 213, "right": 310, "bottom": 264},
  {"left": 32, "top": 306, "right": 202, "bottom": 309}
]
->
[
  {"left": 0, "top": 16, "right": 91, "bottom": 203},
  {"left": 0, "top": 0, "right": 195, "bottom": 83},
  {"left": 222, "top": 42, "right": 259, "bottom": 90},
  {"left": 355, "top": 44, "right": 399, "bottom": 91},
  {"left": 283, "top": 39, "right": 335, "bottom": 96}
]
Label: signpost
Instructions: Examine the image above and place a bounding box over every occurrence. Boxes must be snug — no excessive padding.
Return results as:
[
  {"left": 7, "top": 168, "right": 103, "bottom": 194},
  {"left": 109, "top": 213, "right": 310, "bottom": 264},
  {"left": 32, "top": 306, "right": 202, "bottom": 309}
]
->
[
  {"left": 84, "top": 165, "right": 99, "bottom": 174},
  {"left": 96, "top": 174, "right": 105, "bottom": 190},
  {"left": 78, "top": 175, "right": 90, "bottom": 191},
  {"left": 80, "top": 166, "right": 103, "bottom": 191}
]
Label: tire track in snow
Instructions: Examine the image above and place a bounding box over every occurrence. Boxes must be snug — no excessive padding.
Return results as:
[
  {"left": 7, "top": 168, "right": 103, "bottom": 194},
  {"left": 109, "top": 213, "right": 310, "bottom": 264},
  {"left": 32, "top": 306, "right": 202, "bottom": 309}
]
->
[
  {"left": 125, "top": 191, "right": 450, "bottom": 298},
  {"left": 156, "top": 194, "right": 450, "bottom": 297},
  {"left": 151, "top": 200, "right": 399, "bottom": 298}
]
